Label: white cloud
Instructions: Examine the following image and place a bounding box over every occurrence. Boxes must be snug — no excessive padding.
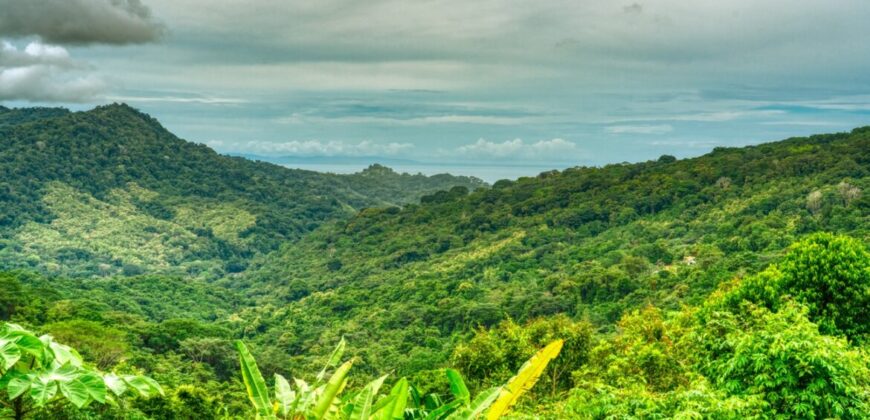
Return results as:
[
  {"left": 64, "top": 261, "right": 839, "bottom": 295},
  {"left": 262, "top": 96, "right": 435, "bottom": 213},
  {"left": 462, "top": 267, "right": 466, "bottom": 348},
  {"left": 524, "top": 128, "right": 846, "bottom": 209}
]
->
[
  {"left": 454, "top": 138, "right": 581, "bottom": 161},
  {"left": 275, "top": 113, "right": 546, "bottom": 126},
  {"left": 605, "top": 124, "right": 673, "bottom": 135},
  {"left": 0, "top": 40, "right": 71, "bottom": 67},
  {"left": 209, "top": 139, "right": 414, "bottom": 157},
  {"left": 604, "top": 109, "right": 787, "bottom": 124},
  {"left": 105, "top": 94, "right": 247, "bottom": 104},
  {"left": 0, "top": 41, "right": 105, "bottom": 102}
]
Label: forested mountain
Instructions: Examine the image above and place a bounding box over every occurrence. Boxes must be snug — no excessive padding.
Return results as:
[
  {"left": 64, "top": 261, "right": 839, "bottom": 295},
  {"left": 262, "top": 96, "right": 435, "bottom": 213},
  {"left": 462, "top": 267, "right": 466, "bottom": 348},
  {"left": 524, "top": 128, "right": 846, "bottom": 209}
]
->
[
  {"left": 0, "top": 104, "right": 484, "bottom": 278},
  {"left": 0, "top": 115, "right": 867, "bottom": 419},
  {"left": 240, "top": 127, "right": 868, "bottom": 381}
]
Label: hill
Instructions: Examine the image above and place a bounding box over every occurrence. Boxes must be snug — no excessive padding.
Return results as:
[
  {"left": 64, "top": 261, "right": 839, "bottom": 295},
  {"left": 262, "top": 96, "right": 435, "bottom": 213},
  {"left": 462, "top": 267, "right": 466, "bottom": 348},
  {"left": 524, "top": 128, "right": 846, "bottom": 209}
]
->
[
  {"left": 0, "top": 104, "right": 484, "bottom": 278},
  {"left": 240, "top": 127, "right": 869, "bottom": 375},
  {"left": 0, "top": 116, "right": 867, "bottom": 419}
]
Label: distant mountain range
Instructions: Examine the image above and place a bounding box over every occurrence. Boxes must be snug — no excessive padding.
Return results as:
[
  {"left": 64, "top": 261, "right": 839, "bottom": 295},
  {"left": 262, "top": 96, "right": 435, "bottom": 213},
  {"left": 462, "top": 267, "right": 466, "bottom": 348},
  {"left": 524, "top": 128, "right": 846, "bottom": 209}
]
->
[{"left": 229, "top": 153, "right": 424, "bottom": 168}]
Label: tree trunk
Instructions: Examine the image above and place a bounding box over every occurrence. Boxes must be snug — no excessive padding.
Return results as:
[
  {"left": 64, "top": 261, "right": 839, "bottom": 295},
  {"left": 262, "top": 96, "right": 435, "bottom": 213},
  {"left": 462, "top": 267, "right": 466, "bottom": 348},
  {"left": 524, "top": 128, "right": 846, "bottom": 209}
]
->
[{"left": 13, "top": 398, "right": 25, "bottom": 420}]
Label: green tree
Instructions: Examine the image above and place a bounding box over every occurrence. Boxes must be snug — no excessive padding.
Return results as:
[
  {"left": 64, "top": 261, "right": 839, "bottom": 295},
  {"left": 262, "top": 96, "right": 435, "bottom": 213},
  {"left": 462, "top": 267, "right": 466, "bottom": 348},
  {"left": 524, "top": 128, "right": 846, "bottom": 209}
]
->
[
  {"left": 0, "top": 274, "right": 25, "bottom": 321},
  {"left": 43, "top": 320, "right": 130, "bottom": 370},
  {"left": 723, "top": 233, "right": 869, "bottom": 343},
  {"left": 695, "top": 302, "right": 869, "bottom": 418},
  {"left": 451, "top": 315, "right": 591, "bottom": 396}
]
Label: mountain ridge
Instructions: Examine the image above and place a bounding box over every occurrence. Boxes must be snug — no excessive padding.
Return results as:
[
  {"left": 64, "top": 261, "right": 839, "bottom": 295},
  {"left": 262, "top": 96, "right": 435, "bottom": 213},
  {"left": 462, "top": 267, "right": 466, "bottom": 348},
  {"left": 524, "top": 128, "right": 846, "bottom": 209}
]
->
[
  {"left": 239, "top": 126, "right": 868, "bottom": 375},
  {"left": 0, "top": 104, "right": 486, "bottom": 278}
]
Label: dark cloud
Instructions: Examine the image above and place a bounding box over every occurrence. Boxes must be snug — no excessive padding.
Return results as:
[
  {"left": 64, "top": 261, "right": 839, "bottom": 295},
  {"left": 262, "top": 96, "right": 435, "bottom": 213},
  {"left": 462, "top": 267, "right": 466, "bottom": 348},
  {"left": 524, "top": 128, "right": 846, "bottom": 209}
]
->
[
  {"left": 623, "top": 3, "right": 643, "bottom": 14},
  {"left": 0, "top": 0, "right": 163, "bottom": 45}
]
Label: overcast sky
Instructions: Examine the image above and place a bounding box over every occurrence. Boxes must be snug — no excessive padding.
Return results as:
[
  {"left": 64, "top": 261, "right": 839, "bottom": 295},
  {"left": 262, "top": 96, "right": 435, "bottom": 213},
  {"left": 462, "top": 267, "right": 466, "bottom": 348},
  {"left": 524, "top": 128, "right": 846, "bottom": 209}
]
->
[{"left": 2, "top": 0, "right": 870, "bottom": 178}]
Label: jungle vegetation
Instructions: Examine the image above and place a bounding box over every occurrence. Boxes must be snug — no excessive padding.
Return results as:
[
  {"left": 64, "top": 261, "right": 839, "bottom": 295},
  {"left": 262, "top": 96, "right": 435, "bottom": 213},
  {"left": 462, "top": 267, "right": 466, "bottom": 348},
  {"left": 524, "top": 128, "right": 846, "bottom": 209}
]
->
[{"left": 0, "top": 105, "right": 867, "bottom": 418}]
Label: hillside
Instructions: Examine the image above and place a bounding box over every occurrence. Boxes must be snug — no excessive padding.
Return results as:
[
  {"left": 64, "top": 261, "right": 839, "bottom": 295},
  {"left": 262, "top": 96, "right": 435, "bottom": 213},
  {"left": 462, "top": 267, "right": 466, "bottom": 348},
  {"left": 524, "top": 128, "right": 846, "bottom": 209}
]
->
[
  {"left": 0, "top": 121, "right": 867, "bottom": 419},
  {"left": 0, "top": 104, "right": 484, "bottom": 278},
  {"left": 241, "top": 127, "right": 869, "bottom": 375}
]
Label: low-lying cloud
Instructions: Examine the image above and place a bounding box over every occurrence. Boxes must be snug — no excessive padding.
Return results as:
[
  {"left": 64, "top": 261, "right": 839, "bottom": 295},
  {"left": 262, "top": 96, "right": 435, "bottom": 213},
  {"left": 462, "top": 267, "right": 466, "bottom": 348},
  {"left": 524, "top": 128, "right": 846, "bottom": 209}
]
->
[
  {"left": 605, "top": 124, "right": 674, "bottom": 135},
  {"left": 455, "top": 138, "right": 581, "bottom": 161},
  {"left": 209, "top": 139, "right": 414, "bottom": 157},
  {"left": 0, "top": 0, "right": 163, "bottom": 45},
  {"left": 0, "top": 41, "right": 105, "bottom": 101}
]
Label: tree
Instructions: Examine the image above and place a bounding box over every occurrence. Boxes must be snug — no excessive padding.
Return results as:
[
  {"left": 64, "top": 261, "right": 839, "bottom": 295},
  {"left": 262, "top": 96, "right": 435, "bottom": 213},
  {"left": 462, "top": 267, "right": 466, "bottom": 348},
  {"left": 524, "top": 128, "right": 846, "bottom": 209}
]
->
[
  {"left": 451, "top": 315, "right": 591, "bottom": 396},
  {"left": 0, "top": 274, "right": 25, "bottom": 320},
  {"left": 806, "top": 190, "right": 823, "bottom": 215},
  {"left": 43, "top": 320, "right": 130, "bottom": 369},
  {"left": 775, "top": 233, "right": 869, "bottom": 342},
  {"left": 722, "top": 233, "right": 869, "bottom": 343},
  {"left": 838, "top": 181, "right": 861, "bottom": 205},
  {"left": 695, "top": 302, "right": 869, "bottom": 418}
]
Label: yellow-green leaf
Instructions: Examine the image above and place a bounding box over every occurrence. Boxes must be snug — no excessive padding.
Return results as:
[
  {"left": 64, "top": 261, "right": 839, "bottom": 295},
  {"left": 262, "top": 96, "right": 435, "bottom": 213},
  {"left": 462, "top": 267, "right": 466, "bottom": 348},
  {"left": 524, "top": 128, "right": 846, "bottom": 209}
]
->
[
  {"left": 486, "top": 340, "right": 563, "bottom": 420},
  {"left": 234, "top": 341, "right": 273, "bottom": 419}
]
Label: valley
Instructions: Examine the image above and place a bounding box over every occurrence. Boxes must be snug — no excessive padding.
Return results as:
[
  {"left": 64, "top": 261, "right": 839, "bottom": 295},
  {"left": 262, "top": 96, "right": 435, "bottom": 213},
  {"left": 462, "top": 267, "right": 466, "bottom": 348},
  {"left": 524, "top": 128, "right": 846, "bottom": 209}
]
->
[{"left": 0, "top": 105, "right": 867, "bottom": 418}]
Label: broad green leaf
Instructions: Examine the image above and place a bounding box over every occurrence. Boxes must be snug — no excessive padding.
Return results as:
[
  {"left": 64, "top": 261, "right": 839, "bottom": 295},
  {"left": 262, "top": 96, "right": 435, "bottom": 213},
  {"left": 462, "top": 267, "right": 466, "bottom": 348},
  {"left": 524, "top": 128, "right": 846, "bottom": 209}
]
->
[
  {"left": 123, "top": 375, "right": 164, "bottom": 398},
  {"left": 40, "top": 335, "right": 83, "bottom": 367},
  {"left": 486, "top": 340, "right": 563, "bottom": 420},
  {"left": 371, "top": 395, "right": 396, "bottom": 417},
  {"left": 350, "top": 374, "right": 388, "bottom": 420},
  {"left": 424, "top": 399, "right": 462, "bottom": 420},
  {"left": 447, "top": 387, "right": 501, "bottom": 420},
  {"left": 446, "top": 369, "right": 470, "bottom": 404},
  {"left": 378, "top": 377, "right": 409, "bottom": 420},
  {"left": 409, "top": 384, "right": 423, "bottom": 408},
  {"left": 103, "top": 373, "right": 127, "bottom": 396},
  {"left": 313, "top": 359, "right": 353, "bottom": 420},
  {"left": 274, "top": 373, "right": 296, "bottom": 416},
  {"left": 0, "top": 323, "right": 26, "bottom": 332},
  {"left": 4, "top": 332, "right": 44, "bottom": 359},
  {"left": 0, "top": 338, "right": 21, "bottom": 371},
  {"left": 5, "top": 371, "right": 31, "bottom": 399},
  {"left": 51, "top": 342, "right": 83, "bottom": 367},
  {"left": 316, "top": 337, "right": 347, "bottom": 382},
  {"left": 78, "top": 372, "right": 107, "bottom": 404},
  {"left": 424, "top": 393, "right": 444, "bottom": 410},
  {"left": 59, "top": 374, "right": 91, "bottom": 408},
  {"left": 30, "top": 377, "right": 58, "bottom": 406},
  {"left": 234, "top": 341, "right": 273, "bottom": 419},
  {"left": 44, "top": 363, "right": 78, "bottom": 383}
]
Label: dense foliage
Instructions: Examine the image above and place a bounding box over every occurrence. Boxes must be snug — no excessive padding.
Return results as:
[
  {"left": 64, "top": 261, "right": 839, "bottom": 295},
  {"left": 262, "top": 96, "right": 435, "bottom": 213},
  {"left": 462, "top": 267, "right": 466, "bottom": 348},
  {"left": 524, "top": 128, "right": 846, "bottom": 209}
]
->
[
  {"left": 241, "top": 127, "right": 868, "bottom": 378},
  {"left": 560, "top": 233, "right": 870, "bottom": 419},
  {"left": 0, "top": 105, "right": 867, "bottom": 418},
  {"left": 0, "top": 105, "right": 483, "bottom": 278}
]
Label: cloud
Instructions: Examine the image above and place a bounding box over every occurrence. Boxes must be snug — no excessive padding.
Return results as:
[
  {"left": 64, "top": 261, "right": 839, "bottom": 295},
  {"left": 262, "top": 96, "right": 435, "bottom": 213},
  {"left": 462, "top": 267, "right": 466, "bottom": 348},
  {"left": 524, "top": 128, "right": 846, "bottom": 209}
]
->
[
  {"left": 0, "top": 41, "right": 105, "bottom": 101},
  {"left": 606, "top": 109, "right": 786, "bottom": 124},
  {"left": 605, "top": 124, "right": 673, "bottom": 134},
  {"left": 105, "top": 94, "right": 247, "bottom": 104},
  {"left": 0, "top": 41, "right": 71, "bottom": 67},
  {"left": 623, "top": 3, "right": 643, "bottom": 15},
  {"left": 276, "top": 113, "right": 546, "bottom": 126},
  {"left": 455, "top": 138, "right": 581, "bottom": 161},
  {"left": 0, "top": 0, "right": 163, "bottom": 45},
  {"left": 209, "top": 139, "right": 414, "bottom": 157},
  {"left": 0, "top": 0, "right": 164, "bottom": 102}
]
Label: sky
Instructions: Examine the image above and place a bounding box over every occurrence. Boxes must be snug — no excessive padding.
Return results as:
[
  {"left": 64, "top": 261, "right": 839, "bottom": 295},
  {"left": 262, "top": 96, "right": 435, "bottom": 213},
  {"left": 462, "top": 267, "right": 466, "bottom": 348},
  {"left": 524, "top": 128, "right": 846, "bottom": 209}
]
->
[{"left": 2, "top": 0, "right": 870, "bottom": 181}]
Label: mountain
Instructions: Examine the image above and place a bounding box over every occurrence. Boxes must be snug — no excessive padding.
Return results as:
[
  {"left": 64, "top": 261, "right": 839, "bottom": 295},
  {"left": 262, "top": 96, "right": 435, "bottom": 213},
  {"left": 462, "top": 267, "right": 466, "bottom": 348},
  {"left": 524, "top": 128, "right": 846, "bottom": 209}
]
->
[
  {"left": 231, "top": 153, "right": 423, "bottom": 167},
  {"left": 240, "top": 127, "right": 868, "bottom": 374},
  {"left": 0, "top": 110, "right": 867, "bottom": 419},
  {"left": 0, "top": 104, "right": 485, "bottom": 278}
]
